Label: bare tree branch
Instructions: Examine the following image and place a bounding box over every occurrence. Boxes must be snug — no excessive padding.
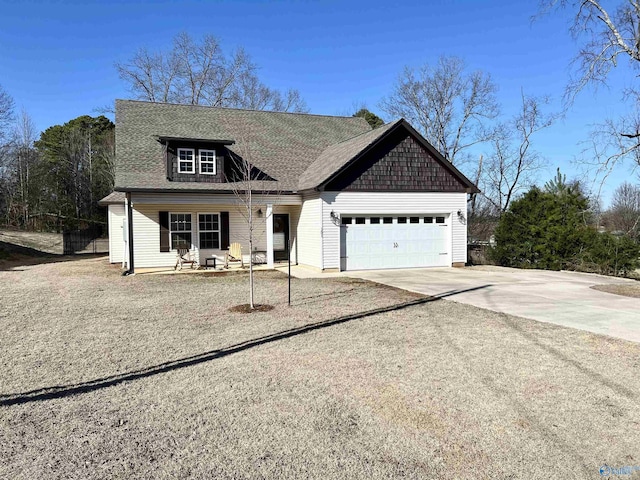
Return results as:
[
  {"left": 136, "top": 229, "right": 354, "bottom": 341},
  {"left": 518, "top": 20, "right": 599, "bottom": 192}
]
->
[
  {"left": 481, "top": 93, "right": 556, "bottom": 213},
  {"left": 538, "top": 1, "right": 640, "bottom": 176},
  {"left": 0, "top": 84, "right": 14, "bottom": 145},
  {"left": 116, "top": 32, "right": 308, "bottom": 113},
  {"left": 380, "top": 56, "right": 499, "bottom": 166},
  {"left": 225, "top": 121, "right": 282, "bottom": 309}
]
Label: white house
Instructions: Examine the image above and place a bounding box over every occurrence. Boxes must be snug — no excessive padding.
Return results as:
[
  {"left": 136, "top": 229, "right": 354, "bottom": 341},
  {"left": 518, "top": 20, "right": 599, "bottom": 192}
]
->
[{"left": 99, "top": 100, "right": 479, "bottom": 273}]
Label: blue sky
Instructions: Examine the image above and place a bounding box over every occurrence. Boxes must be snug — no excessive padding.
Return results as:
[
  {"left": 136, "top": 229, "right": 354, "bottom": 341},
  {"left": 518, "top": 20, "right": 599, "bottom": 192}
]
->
[{"left": 0, "top": 0, "right": 635, "bottom": 206}]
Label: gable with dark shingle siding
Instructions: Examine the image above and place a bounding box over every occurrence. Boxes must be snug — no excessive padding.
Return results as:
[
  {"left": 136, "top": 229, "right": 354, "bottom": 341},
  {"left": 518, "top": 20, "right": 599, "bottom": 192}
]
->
[{"left": 324, "top": 131, "right": 468, "bottom": 192}]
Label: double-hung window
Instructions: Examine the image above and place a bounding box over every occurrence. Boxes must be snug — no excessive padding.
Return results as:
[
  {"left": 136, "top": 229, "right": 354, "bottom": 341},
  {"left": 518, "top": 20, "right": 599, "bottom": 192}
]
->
[
  {"left": 170, "top": 213, "right": 192, "bottom": 249},
  {"left": 177, "top": 148, "right": 195, "bottom": 173},
  {"left": 198, "top": 213, "right": 220, "bottom": 249},
  {"left": 199, "top": 149, "right": 216, "bottom": 175}
]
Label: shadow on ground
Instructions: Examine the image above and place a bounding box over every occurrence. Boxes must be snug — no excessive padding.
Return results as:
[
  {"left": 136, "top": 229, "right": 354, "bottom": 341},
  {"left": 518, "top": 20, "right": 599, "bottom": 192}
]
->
[
  {"left": 0, "top": 241, "right": 106, "bottom": 271},
  {"left": 0, "top": 285, "right": 490, "bottom": 406}
]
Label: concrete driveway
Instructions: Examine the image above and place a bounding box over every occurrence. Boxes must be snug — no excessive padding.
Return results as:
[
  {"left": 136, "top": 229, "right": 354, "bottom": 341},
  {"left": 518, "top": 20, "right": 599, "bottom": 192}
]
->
[{"left": 348, "top": 266, "right": 640, "bottom": 343}]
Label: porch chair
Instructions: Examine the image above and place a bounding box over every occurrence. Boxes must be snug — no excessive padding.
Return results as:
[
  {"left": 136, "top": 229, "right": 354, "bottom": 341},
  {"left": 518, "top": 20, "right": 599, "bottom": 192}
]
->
[
  {"left": 224, "top": 242, "right": 244, "bottom": 269},
  {"left": 175, "top": 247, "right": 198, "bottom": 270}
]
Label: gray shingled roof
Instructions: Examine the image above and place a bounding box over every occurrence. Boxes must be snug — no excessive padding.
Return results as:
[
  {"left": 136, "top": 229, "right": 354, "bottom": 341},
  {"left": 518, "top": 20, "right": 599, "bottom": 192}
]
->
[
  {"left": 98, "top": 191, "right": 125, "bottom": 205},
  {"left": 115, "top": 100, "right": 372, "bottom": 192},
  {"left": 298, "top": 119, "right": 402, "bottom": 191}
]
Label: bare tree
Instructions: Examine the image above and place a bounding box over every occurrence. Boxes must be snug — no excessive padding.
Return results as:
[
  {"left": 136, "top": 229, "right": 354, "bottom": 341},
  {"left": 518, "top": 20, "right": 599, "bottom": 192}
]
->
[
  {"left": 229, "top": 151, "right": 257, "bottom": 309},
  {"left": 0, "top": 85, "right": 14, "bottom": 144},
  {"left": 0, "top": 85, "right": 14, "bottom": 185},
  {"left": 538, "top": 1, "right": 640, "bottom": 174},
  {"left": 539, "top": 0, "right": 640, "bottom": 98},
  {"left": 467, "top": 193, "right": 500, "bottom": 243},
  {"left": 116, "top": 32, "right": 308, "bottom": 113},
  {"left": 11, "top": 110, "right": 39, "bottom": 226},
  {"left": 482, "top": 93, "right": 556, "bottom": 213},
  {"left": 0, "top": 107, "right": 40, "bottom": 227},
  {"left": 603, "top": 181, "right": 640, "bottom": 237},
  {"left": 225, "top": 127, "right": 280, "bottom": 310},
  {"left": 585, "top": 104, "right": 640, "bottom": 180},
  {"left": 94, "top": 129, "right": 116, "bottom": 192},
  {"left": 0, "top": 86, "right": 15, "bottom": 223},
  {"left": 380, "top": 56, "right": 499, "bottom": 166},
  {"left": 469, "top": 154, "right": 484, "bottom": 217}
]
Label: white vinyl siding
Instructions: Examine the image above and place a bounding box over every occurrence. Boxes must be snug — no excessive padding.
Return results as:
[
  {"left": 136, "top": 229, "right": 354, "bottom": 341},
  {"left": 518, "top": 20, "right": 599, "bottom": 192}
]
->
[
  {"left": 129, "top": 194, "right": 301, "bottom": 268},
  {"left": 286, "top": 205, "right": 300, "bottom": 266},
  {"left": 107, "top": 204, "right": 125, "bottom": 264},
  {"left": 123, "top": 192, "right": 466, "bottom": 270},
  {"left": 132, "top": 206, "right": 180, "bottom": 268},
  {"left": 229, "top": 207, "right": 265, "bottom": 256},
  {"left": 320, "top": 192, "right": 467, "bottom": 270},
  {"left": 296, "top": 193, "right": 322, "bottom": 268},
  {"left": 130, "top": 193, "right": 302, "bottom": 206}
]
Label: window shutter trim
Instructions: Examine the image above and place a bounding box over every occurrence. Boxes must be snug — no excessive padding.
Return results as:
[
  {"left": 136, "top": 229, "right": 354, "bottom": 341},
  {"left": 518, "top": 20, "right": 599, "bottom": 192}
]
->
[
  {"left": 159, "top": 211, "right": 170, "bottom": 252},
  {"left": 221, "top": 211, "right": 230, "bottom": 250}
]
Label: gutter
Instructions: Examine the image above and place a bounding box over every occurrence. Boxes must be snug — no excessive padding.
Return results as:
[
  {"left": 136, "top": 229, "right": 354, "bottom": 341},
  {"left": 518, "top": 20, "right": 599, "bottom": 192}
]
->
[
  {"left": 123, "top": 192, "right": 135, "bottom": 276},
  {"left": 114, "top": 187, "right": 297, "bottom": 195}
]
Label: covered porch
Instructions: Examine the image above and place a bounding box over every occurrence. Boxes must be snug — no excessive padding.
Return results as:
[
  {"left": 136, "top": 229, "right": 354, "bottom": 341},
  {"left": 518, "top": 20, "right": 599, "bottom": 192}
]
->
[{"left": 122, "top": 192, "right": 301, "bottom": 272}]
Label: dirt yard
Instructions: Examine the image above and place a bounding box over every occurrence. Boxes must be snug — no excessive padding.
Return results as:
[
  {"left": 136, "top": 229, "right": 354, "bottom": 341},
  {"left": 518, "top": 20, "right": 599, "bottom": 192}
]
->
[
  {"left": 1, "top": 256, "right": 640, "bottom": 479},
  {"left": 0, "top": 228, "right": 64, "bottom": 254}
]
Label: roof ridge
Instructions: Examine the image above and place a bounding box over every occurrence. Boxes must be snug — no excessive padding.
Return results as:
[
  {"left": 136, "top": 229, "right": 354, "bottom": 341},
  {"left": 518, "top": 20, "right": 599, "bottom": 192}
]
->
[
  {"left": 115, "top": 99, "right": 367, "bottom": 120},
  {"left": 326, "top": 118, "right": 402, "bottom": 147}
]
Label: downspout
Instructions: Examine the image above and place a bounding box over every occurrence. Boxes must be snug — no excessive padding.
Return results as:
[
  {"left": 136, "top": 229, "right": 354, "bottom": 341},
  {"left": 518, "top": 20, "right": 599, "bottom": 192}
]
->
[{"left": 124, "top": 192, "right": 135, "bottom": 276}]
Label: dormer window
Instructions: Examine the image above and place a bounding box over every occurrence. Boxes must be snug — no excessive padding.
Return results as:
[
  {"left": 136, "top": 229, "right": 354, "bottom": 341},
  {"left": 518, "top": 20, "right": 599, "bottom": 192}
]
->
[
  {"left": 199, "top": 149, "right": 216, "bottom": 175},
  {"left": 178, "top": 148, "right": 195, "bottom": 173},
  {"left": 158, "top": 136, "right": 234, "bottom": 182}
]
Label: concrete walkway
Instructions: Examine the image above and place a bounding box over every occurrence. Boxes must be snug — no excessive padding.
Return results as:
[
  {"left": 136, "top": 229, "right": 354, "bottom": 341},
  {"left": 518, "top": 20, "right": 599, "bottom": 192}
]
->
[
  {"left": 276, "top": 264, "right": 343, "bottom": 278},
  {"left": 347, "top": 266, "right": 639, "bottom": 343}
]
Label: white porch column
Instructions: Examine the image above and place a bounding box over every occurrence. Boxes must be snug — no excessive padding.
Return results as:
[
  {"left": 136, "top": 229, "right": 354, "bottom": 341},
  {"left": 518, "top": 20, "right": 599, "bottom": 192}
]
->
[{"left": 266, "top": 203, "right": 274, "bottom": 268}]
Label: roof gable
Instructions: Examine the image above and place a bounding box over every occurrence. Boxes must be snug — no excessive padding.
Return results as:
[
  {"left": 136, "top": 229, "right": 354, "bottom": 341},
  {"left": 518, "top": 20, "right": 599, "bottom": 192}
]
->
[
  {"left": 301, "top": 120, "right": 478, "bottom": 193},
  {"left": 98, "top": 191, "right": 125, "bottom": 205},
  {"left": 115, "top": 100, "right": 371, "bottom": 192},
  {"left": 298, "top": 120, "right": 401, "bottom": 191},
  {"left": 113, "top": 101, "right": 478, "bottom": 194}
]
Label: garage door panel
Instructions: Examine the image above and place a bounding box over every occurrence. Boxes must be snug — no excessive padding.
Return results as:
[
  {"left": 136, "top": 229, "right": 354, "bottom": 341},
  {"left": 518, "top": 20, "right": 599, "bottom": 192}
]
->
[{"left": 341, "top": 215, "right": 450, "bottom": 271}]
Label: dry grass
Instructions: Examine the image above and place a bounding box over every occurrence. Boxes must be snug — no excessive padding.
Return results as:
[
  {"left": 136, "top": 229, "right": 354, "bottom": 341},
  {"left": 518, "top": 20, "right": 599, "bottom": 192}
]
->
[
  {"left": 592, "top": 283, "right": 640, "bottom": 298},
  {"left": 1, "top": 257, "right": 640, "bottom": 479}
]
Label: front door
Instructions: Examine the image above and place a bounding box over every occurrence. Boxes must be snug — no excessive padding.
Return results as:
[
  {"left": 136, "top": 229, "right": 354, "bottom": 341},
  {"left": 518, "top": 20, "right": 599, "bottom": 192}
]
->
[{"left": 273, "top": 214, "right": 289, "bottom": 262}]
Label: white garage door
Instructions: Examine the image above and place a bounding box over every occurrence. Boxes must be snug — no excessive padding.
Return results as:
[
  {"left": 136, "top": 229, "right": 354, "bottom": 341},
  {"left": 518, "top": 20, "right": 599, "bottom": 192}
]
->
[{"left": 340, "top": 215, "right": 450, "bottom": 271}]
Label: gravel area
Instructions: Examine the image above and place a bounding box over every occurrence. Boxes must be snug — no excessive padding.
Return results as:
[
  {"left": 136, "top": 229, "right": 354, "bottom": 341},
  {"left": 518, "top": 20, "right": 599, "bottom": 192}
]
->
[
  {"left": 1, "top": 257, "right": 640, "bottom": 479},
  {"left": 592, "top": 283, "right": 640, "bottom": 298}
]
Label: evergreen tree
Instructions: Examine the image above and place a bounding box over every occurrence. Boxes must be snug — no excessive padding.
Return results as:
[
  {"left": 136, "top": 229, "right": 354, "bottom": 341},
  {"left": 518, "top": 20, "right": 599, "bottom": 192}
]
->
[
  {"left": 492, "top": 185, "right": 589, "bottom": 270},
  {"left": 35, "top": 115, "right": 114, "bottom": 225},
  {"left": 353, "top": 108, "right": 384, "bottom": 129},
  {"left": 492, "top": 180, "right": 640, "bottom": 275}
]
